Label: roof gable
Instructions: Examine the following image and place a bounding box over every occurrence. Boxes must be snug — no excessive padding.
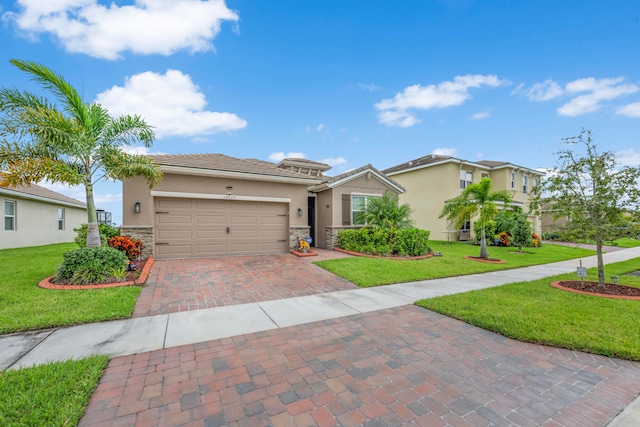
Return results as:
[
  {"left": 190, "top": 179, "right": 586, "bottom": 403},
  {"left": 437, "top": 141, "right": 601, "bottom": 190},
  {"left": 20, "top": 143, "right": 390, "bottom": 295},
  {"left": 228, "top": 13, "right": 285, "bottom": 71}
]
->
[
  {"left": 308, "top": 164, "right": 405, "bottom": 193},
  {"left": 383, "top": 155, "right": 544, "bottom": 176}
]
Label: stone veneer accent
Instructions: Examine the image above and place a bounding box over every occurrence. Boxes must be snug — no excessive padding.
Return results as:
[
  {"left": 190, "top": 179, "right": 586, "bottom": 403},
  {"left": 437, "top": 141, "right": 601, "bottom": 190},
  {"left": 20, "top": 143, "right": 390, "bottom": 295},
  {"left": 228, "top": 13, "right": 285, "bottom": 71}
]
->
[
  {"left": 120, "top": 226, "right": 154, "bottom": 259},
  {"left": 290, "top": 226, "right": 311, "bottom": 250},
  {"left": 325, "top": 226, "right": 363, "bottom": 250}
]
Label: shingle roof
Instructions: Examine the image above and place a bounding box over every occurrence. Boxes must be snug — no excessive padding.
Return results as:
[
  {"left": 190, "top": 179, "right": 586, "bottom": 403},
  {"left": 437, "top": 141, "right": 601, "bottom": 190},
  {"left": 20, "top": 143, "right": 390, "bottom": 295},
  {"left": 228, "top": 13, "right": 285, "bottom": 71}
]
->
[
  {"left": 149, "top": 153, "right": 320, "bottom": 180},
  {"left": 309, "top": 164, "right": 405, "bottom": 193},
  {"left": 476, "top": 160, "right": 510, "bottom": 167},
  {"left": 382, "top": 154, "right": 453, "bottom": 174},
  {"left": 0, "top": 173, "right": 86, "bottom": 207}
]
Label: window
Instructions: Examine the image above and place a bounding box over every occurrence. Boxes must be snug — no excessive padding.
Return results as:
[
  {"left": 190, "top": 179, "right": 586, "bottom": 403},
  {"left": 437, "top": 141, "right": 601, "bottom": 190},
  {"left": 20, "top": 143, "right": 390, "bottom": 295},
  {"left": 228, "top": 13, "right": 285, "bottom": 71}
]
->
[
  {"left": 533, "top": 177, "right": 539, "bottom": 190},
  {"left": 511, "top": 172, "right": 516, "bottom": 189},
  {"left": 4, "top": 200, "right": 15, "bottom": 231},
  {"left": 460, "top": 170, "right": 472, "bottom": 190},
  {"left": 523, "top": 176, "right": 529, "bottom": 194},
  {"left": 461, "top": 221, "right": 471, "bottom": 231},
  {"left": 58, "top": 208, "right": 65, "bottom": 230},
  {"left": 351, "top": 195, "right": 380, "bottom": 225}
]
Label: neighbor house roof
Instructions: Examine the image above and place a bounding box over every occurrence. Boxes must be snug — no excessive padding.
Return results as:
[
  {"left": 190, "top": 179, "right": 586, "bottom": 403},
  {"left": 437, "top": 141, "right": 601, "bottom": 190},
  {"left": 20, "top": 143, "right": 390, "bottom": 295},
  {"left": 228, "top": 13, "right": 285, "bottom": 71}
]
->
[
  {"left": 383, "top": 154, "right": 544, "bottom": 176},
  {"left": 149, "top": 154, "right": 324, "bottom": 185},
  {"left": 308, "top": 164, "right": 405, "bottom": 193},
  {"left": 0, "top": 173, "right": 86, "bottom": 208}
]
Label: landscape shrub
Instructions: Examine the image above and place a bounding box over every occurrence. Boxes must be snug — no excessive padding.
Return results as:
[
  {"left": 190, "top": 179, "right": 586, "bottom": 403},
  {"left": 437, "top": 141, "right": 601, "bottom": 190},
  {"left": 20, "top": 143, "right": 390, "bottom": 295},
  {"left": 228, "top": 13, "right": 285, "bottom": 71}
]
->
[
  {"left": 542, "top": 231, "right": 563, "bottom": 241},
  {"left": 54, "top": 247, "right": 128, "bottom": 285},
  {"left": 73, "top": 223, "right": 120, "bottom": 248},
  {"left": 108, "top": 236, "right": 144, "bottom": 260},
  {"left": 337, "top": 227, "right": 430, "bottom": 256}
]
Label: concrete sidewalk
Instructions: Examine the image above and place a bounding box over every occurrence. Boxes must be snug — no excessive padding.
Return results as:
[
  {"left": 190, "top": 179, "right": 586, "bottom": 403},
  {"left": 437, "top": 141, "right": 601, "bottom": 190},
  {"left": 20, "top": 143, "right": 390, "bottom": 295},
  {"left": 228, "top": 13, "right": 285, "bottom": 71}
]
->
[{"left": 3, "top": 246, "right": 640, "bottom": 370}]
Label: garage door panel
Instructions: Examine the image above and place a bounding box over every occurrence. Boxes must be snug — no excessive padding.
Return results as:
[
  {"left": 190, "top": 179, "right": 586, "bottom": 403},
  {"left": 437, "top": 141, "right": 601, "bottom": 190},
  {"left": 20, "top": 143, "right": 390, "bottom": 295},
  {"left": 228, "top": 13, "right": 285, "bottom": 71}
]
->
[
  {"left": 195, "top": 214, "right": 227, "bottom": 224},
  {"left": 155, "top": 197, "right": 288, "bottom": 259}
]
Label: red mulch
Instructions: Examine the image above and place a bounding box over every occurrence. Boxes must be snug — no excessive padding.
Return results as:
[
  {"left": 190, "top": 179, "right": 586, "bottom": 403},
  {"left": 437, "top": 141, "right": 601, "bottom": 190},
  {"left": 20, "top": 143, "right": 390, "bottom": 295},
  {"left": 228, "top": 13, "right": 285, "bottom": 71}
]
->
[
  {"left": 463, "top": 256, "right": 505, "bottom": 264},
  {"left": 557, "top": 280, "right": 640, "bottom": 297}
]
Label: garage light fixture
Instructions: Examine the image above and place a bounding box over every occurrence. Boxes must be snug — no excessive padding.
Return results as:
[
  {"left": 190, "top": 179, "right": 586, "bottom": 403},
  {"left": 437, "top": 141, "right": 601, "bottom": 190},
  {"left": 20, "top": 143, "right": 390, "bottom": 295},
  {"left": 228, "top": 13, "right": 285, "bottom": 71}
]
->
[
  {"left": 134, "top": 202, "right": 141, "bottom": 213},
  {"left": 297, "top": 208, "right": 303, "bottom": 216}
]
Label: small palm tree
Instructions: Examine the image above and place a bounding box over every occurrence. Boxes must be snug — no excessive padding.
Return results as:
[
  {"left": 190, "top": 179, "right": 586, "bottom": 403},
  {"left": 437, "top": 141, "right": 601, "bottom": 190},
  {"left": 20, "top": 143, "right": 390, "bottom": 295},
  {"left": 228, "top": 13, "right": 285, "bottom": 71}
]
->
[
  {"left": 439, "top": 177, "right": 512, "bottom": 258},
  {"left": 358, "top": 192, "right": 414, "bottom": 229},
  {"left": 0, "top": 59, "right": 162, "bottom": 247}
]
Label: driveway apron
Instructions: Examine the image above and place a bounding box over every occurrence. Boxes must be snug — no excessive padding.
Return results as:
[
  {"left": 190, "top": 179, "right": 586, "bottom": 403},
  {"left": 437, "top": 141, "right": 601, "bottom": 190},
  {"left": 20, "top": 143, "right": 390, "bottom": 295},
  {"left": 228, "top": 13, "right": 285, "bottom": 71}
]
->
[{"left": 79, "top": 305, "right": 640, "bottom": 427}]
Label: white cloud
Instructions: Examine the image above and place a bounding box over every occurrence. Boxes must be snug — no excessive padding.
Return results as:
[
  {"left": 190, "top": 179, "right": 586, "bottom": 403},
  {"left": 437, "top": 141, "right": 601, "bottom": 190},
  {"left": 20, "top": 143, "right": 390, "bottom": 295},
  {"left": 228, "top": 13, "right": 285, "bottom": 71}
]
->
[
  {"left": 469, "top": 111, "right": 491, "bottom": 120},
  {"left": 268, "top": 152, "right": 306, "bottom": 162},
  {"left": 375, "top": 74, "right": 508, "bottom": 127},
  {"left": 320, "top": 157, "right": 347, "bottom": 167},
  {"left": 93, "top": 193, "right": 123, "bottom": 204},
  {"left": 3, "top": 0, "right": 239, "bottom": 60},
  {"left": 616, "top": 149, "right": 640, "bottom": 167},
  {"left": 512, "top": 79, "right": 564, "bottom": 101},
  {"left": 37, "top": 181, "right": 85, "bottom": 202},
  {"left": 557, "top": 77, "right": 638, "bottom": 116},
  {"left": 432, "top": 147, "right": 457, "bottom": 156},
  {"left": 96, "top": 69, "right": 247, "bottom": 138},
  {"left": 616, "top": 102, "right": 640, "bottom": 118},
  {"left": 358, "top": 83, "right": 379, "bottom": 92},
  {"left": 316, "top": 123, "right": 324, "bottom": 132}
]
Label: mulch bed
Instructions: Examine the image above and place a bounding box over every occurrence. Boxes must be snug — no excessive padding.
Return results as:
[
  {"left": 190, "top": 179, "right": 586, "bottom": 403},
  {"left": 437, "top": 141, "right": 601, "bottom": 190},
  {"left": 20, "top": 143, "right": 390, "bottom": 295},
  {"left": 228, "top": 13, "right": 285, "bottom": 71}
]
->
[
  {"left": 39, "top": 258, "right": 153, "bottom": 290},
  {"left": 551, "top": 280, "right": 640, "bottom": 300},
  {"left": 463, "top": 256, "right": 505, "bottom": 264},
  {"left": 333, "top": 247, "right": 433, "bottom": 260}
]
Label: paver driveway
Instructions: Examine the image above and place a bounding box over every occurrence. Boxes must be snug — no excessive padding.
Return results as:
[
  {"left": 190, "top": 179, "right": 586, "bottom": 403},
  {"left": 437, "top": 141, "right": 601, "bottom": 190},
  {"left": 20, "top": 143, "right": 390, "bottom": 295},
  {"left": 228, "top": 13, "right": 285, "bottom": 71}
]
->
[
  {"left": 80, "top": 306, "right": 640, "bottom": 426},
  {"left": 133, "top": 249, "right": 356, "bottom": 318}
]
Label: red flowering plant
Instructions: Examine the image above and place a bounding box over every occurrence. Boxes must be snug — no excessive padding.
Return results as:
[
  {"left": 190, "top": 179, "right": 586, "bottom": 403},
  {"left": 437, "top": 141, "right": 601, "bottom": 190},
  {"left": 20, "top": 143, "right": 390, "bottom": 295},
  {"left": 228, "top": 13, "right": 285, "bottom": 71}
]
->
[
  {"left": 498, "top": 231, "right": 511, "bottom": 246},
  {"left": 532, "top": 233, "right": 540, "bottom": 247},
  {"left": 108, "top": 235, "right": 144, "bottom": 261}
]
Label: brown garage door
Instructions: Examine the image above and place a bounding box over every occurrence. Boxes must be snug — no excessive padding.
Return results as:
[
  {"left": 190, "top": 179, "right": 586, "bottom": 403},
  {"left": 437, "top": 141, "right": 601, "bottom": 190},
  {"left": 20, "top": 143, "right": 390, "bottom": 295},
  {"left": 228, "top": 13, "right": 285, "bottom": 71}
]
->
[{"left": 154, "top": 198, "right": 289, "bottom": 259}]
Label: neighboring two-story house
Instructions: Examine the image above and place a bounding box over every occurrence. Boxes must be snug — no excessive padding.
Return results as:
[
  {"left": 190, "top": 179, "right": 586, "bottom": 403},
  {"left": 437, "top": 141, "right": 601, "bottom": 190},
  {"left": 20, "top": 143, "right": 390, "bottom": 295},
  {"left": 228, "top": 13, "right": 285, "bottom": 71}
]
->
[{"left": 383, "top": 155, "right": 545, "bottom": 241}]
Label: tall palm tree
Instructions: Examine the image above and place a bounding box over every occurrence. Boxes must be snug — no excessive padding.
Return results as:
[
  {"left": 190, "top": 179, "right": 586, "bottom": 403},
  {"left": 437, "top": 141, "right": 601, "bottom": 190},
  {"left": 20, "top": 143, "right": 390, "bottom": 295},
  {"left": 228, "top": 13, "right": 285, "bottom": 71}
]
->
[
  {"left": 439, "top": 177, "right": 512, "bottom": 258},
  {"left": 0, "top": 59, "right": 162, "bottom": 247}
]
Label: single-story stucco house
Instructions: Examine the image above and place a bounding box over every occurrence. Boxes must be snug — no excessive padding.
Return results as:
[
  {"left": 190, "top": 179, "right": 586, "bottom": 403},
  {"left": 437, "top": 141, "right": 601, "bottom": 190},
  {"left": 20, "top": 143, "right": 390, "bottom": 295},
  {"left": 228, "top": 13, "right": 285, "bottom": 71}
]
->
[
  {"left": 121, "top": 154, "right": 404, "bottom": 259},
  {"left": 1, "top": 173, "right": 87, "bottom": 250}
]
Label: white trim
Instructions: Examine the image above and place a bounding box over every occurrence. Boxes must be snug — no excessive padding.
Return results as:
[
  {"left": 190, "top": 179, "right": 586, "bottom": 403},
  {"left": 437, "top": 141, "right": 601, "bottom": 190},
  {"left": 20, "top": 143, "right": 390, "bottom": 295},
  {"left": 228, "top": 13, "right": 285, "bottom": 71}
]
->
[
  {"left": 350, "top": 191, "right": 383, "bottom": 197},
  {"left": 160, "top": 165, "right": 322, "bottom": 185},
  {"left": 151, "top": 190, "right": 291, "bottom": 203},
  {"left": 0, "top": 188, "right": 86, "bottom": 209},
  {"left": 311, "top": 168, "right": 404, "bottom": 193}
]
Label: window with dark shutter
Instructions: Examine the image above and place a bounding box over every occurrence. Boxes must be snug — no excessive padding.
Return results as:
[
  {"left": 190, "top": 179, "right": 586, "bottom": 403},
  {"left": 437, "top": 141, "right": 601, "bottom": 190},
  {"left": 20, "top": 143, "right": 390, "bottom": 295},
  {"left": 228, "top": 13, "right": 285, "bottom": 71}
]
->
[{"left": 342, "top": 194, "right": 351, "bottom": 225}]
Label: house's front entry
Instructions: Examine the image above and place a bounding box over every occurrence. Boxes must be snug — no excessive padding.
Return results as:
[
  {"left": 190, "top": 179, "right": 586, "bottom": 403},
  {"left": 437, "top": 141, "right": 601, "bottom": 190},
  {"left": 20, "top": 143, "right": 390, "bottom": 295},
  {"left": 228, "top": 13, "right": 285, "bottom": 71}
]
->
[
  {"left": 154, "top": 197, "right": 289, "bottom": 259},
  {"left": 307, "top": 196, "right": 316, "bottom": 247}
]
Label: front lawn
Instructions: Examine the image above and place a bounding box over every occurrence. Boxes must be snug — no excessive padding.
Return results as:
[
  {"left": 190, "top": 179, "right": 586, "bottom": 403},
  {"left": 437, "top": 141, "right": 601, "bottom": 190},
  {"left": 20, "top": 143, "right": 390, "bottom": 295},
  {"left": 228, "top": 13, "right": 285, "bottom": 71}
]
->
[
  {"left": 0, "top": 356, "right": 108, "bottom": 426},
  {"left": 417, "top": 258, "right": 640, "bottom": 361},
  {"left": 0, "top": 243, "right": 141, "bottom": 334},
  {"left": 316, "top": 241, "right": 595, "bottom": 287}
]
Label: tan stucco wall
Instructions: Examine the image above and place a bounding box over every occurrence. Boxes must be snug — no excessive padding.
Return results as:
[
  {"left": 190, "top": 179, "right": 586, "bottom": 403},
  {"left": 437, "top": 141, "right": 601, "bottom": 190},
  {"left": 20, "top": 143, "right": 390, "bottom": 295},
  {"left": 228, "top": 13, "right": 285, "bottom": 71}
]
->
[
  {"left": 314, "top": 174, "right": 400, "bottom": 248},
  {"left": 1, "top": 195, "right": 86, "bottom": 249},
  {"left": 391, "top": 163, "right": 541, "bottom": 241}
]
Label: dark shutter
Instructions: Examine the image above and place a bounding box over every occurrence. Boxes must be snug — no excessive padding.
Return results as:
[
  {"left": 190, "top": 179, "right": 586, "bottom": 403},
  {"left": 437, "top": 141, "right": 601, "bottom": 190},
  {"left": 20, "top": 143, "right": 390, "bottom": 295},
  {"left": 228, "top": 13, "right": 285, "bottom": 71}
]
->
[{"left": 342, "top": 194, "right": 351, "bottom": 225}]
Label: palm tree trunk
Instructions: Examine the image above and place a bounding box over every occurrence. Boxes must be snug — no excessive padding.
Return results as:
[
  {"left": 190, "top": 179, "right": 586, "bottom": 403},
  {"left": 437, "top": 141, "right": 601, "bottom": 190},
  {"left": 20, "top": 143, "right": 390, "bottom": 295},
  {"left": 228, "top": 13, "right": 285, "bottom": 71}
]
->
[
  {"left": 479, "top": 228, "right": 489, "bottom": 258},
  {"left": 85, "top": 182, "right": 101, "bottom": 248}
]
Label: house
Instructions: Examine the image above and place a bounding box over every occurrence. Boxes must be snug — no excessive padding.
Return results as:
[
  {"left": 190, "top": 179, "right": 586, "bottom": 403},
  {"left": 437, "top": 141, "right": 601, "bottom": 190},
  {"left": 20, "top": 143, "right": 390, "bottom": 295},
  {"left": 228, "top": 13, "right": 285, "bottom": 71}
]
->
[
  {"left": 1, "top": 174, "right": 87, "bottom": 250},
  {"left": 121, "top": 154, "right": 404, "bottom": 259},
  {"left": 383, "top": 155, "right": 545, "bottom": 241}
]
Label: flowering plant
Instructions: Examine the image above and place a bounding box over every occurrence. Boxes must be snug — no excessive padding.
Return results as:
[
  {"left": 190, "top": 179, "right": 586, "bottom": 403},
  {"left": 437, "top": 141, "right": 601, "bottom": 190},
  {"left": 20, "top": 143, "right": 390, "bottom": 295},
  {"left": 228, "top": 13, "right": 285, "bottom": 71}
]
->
[
  {"left": 108, "top": 235, "right": 144, "bottom": 260},
  {"left": 498, "top": 232, "right": 511, "bottom": 246},
  {"left": 297, "top": 239, "right": 310, "bottom": 252}
]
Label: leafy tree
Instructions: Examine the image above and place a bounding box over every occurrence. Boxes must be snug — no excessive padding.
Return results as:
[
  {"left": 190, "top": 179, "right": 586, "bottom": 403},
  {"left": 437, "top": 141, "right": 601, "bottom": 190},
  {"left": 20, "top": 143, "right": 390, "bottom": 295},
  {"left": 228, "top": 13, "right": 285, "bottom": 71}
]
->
[
  {"left": 357, "top": 191, "right": 415, "bottom": 229},
  {"left": 439, "top": 177, "right": 513, "bottom": 259},
  {"left": 0, "top": 59, "right": 162, "bottom": 247},
  {"left": 543, "top": 129, "right": 640, "bottom": 286},
  {"left": 510, "top": 211, "right": 533, "bottom": 252}
]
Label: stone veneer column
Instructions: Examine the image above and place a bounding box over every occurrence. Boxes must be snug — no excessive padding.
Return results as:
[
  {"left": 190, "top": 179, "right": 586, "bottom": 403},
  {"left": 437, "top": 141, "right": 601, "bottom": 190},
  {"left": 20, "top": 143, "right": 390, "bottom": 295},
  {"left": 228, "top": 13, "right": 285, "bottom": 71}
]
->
[
  {"left": 289, "top": 226, "right": 311, "bottom": 250},
  {"left": 324, "top": 226, "right": 362, "bottom": 249},
  {"left": 120, "top": 226, "right": 154, "bottom": 259}
]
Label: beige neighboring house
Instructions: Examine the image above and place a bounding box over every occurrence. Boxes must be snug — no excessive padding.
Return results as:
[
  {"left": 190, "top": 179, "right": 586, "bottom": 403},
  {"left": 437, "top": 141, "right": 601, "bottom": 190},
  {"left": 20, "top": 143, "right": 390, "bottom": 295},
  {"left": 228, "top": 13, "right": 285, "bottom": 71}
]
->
[
  {"left": 383, "top": 155, "right": 545, "bottom": 242},
  {"left": 308, "top": 164, "right": 405, "bottom": 248},
  {"left": 1, "top": 173, "right": 86, "bottom": 250},
  {"left": 121, "top": 154, "right": 404, "bottom": 259}
]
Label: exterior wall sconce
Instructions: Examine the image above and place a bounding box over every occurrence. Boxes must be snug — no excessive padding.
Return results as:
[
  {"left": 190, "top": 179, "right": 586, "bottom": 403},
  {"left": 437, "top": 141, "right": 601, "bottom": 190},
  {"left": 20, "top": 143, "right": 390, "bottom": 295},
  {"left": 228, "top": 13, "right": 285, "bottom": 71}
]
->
[
  {"left": 297, "top": 208, "right": 303, "bottom": 216},
  {"left": 134, "top": 202, "right": 141, "bottom": 213}
]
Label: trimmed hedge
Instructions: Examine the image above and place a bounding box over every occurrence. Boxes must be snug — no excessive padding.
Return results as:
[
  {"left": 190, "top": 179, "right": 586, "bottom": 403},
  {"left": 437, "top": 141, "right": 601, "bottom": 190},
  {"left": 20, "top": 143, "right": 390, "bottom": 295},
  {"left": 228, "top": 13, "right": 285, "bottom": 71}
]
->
[
  {"left": 73, "top": 223, "right": 120, "bottom": 248},
  {"left": 337, "top": 227, "right": 431, "bottom": 257},
  {"left": 54, "top": 247, "right": 128, "bottom": 285}
]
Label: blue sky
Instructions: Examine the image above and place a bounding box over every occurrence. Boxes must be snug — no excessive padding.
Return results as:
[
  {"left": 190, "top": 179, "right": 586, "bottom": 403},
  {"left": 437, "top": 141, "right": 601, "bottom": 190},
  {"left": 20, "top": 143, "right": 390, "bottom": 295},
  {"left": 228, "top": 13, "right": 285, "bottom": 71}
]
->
[{"left": 2, "top": 0, "right": 640, "bottom": 225}]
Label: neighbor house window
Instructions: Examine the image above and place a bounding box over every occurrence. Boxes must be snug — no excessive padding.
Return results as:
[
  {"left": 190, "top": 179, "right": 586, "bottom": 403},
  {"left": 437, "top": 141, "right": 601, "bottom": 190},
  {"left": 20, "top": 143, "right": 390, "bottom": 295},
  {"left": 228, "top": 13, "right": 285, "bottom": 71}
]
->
[
  {"left": 5, "top": 200, "right": 15, "bottom": 231},
  {"left": 523, "top": 176, "right": 529, "bottom": 194},
  {"left": 511, "top": 172, "right": 516, "bottom": 189},
  {"left": 461, "top": 221, "right": 471, "bottom": 231},
  {"left": 58, "top": 208, "right": 65, "bottom": 230},
  {"left": 352, "top": 195, "right": 380, "bottom": 225},
  {"left": 460, "top": 170, "right": 473, "bottom": 190}
]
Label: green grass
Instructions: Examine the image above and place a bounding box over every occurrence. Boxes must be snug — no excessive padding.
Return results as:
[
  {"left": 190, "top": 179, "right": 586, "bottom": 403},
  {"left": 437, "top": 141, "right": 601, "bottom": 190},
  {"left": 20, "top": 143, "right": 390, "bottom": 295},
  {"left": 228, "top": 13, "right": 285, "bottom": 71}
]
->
[
  {"left": 608, "top": 238, "right": 640, "bottom": 248},
  {"left": 0, "top": 243, "right": 141, "bottom": 334},
  {"left": 416, "top": 258, "right": 640, "bottom": 361},
  {"left": 316, "top": 241, "right": 595, "bottom": 287},
  {"left": 0, "top": 356, "right": 108, "bottom": 426}
]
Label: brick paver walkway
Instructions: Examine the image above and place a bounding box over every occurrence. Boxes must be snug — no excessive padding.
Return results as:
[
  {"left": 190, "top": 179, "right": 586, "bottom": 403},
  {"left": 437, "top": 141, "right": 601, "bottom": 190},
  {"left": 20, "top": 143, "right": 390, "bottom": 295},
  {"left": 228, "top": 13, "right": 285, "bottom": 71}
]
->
[
  {"left": 80, "top": 306, "right": 640, "bottom": 427},
  {"left": 133, "top": 250, "right": 356, "bottom": 317}
]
